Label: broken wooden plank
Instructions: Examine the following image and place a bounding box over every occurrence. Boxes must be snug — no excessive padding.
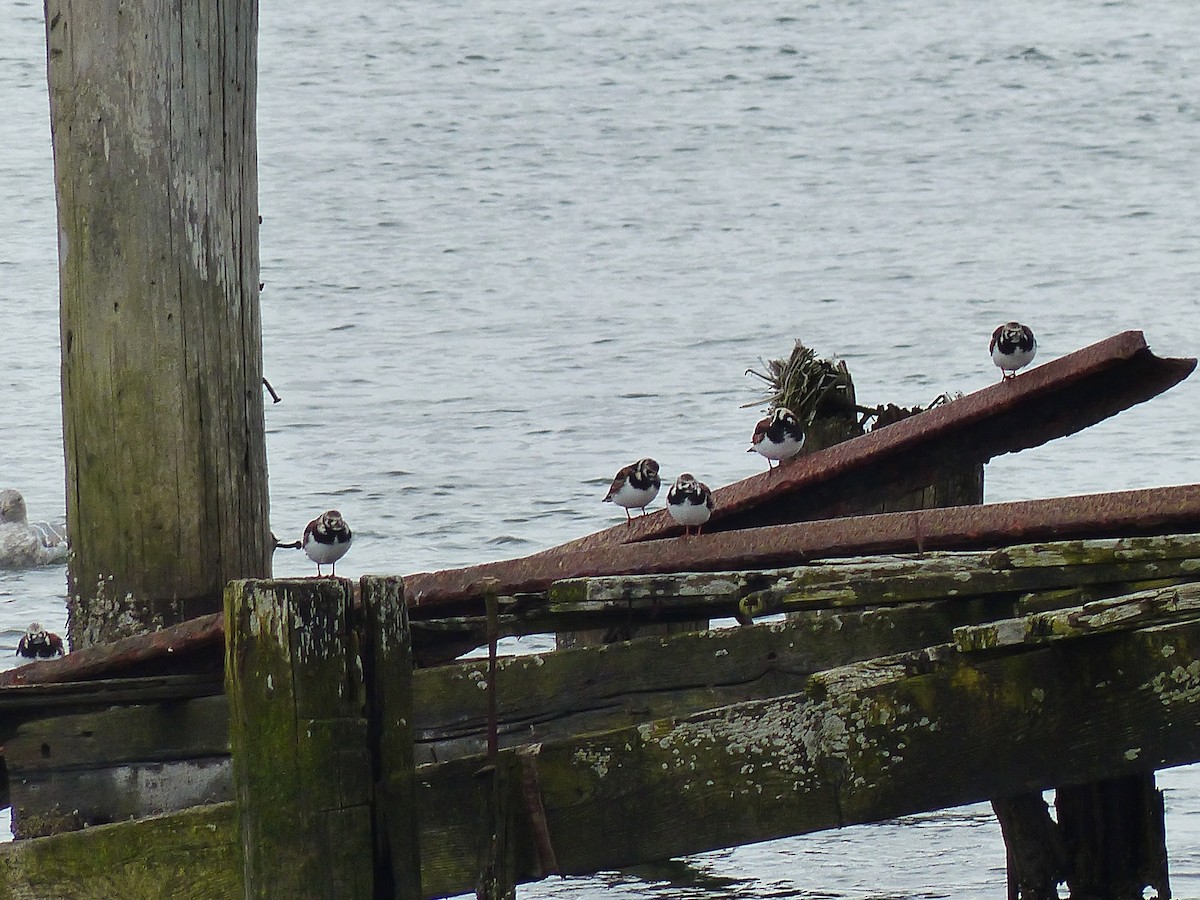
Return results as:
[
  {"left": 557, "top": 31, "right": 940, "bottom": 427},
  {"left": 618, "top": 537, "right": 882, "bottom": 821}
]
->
[{"left": 954, "top": 582, "right": 1200, "bottom": 652}]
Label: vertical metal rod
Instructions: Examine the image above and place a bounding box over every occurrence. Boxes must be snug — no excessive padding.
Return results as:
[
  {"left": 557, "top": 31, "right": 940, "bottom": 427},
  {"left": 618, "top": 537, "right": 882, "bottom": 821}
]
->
[{"left": 486, "top": 589, "right": 500, "bottom": 761}]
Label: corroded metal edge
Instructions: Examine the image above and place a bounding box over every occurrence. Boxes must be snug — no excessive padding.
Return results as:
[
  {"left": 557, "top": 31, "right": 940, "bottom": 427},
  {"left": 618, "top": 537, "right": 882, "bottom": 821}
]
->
[
  {"left": 406, "top": 483, "right": 1200, "bottom": 609},
  {"left": 0, "top": 611, "right": 224, "bottom": 688}
]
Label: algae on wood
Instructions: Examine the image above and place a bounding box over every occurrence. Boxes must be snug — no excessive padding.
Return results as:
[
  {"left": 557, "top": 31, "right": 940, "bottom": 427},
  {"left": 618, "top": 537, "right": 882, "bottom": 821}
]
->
[
  {"left": 225, "top": 579, "right": 372, "bottom": 900},
  {"left": 0, "top": 803, "right": 239, "bottom": 900},
  {"left": 46, "top": 0, "right": 270, "bottom": 648}
]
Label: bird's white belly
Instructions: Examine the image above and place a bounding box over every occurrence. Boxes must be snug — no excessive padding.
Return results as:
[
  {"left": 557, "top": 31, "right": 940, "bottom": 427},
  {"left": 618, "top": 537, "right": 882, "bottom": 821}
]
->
[
  {"left": 304, "top": 538, "right": 350, "bottom": 565},
  {"left": 669, "top": 501, "right": 711, "bottom": 527},
  {"left": 610, "top": 482, "right": 659, "bottom": 510}
]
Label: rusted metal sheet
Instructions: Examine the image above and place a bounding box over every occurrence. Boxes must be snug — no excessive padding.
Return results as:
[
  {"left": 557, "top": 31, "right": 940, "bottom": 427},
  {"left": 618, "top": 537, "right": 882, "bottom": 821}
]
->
[
  {"left": 528, "top": 330, "right": 1194, "bottom": 553},
  {"left": 406, "top": 484, "right": 1200, "bottom": 610},
  {"left": 0, "top": 612, "right": 223, "bottom": 688}
]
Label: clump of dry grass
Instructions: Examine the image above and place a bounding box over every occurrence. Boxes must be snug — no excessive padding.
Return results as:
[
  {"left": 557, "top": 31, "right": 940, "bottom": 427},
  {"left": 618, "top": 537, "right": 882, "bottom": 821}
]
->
[
  {"left": 743, "top": 340, "right": 857, "bottom": 427},
  {"left": 745, "top": 340, "right": 959, "bottom": 432}
]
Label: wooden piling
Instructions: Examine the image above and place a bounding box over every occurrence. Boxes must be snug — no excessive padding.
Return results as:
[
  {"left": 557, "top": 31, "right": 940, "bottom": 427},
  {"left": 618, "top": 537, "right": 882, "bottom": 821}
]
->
[
  {"left": 46, "top": 0, "right": 269, "bottom": 648},
  {"left": 1056, "top": 774, "right": 1171, "bottom": 899},
  {"left": 225, "top": 579, "right": 372, "bottom": 900},
  {"left": 360, "top": 575, "right": 422, "bottom": 900}
]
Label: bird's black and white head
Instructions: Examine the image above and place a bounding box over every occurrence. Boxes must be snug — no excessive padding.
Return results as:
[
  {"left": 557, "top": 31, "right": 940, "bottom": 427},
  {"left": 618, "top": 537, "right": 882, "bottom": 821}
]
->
[
  {"left": 991, "top": 322, "right": 1036, "bottom": 354},
  {"left": 636, "top": 458, "right": 660, "bottom": 477},
  {"left": 0, "top": 489, "right": 28, "bottom": 525},
  {"left": 633, "top": 458, "right": 660, "bottom": 485},
  {"left": 318, "top": 510, "right": 349, "bottom": 538},
  {"left": 990, "top": 322, "right": 1038, "bottom": 378}
]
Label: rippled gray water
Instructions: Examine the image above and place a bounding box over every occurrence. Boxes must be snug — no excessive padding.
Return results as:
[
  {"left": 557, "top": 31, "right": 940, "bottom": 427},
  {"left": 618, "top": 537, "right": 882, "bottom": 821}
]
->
[{"left": 3, "top": 0, "right": 1200, "bottom": 894}]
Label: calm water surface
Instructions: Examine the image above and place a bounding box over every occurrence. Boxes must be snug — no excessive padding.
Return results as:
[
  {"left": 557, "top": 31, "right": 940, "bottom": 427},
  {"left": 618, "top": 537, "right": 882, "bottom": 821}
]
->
[{"left": 2, "top": 0, "right": 1199, "bottom": 895}]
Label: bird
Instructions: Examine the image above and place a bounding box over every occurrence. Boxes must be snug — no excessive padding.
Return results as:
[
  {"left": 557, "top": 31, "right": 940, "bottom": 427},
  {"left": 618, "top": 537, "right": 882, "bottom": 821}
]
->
[
  {"left": 16, "top": 622, "right": 65, "bottom": 659},
  {"left": 602, "top": 458, "right": 661, "bottom": 523},
  {"left": 301, "top": 510, "right": 353, "bottom": 576},
  {"left": 990, "top": 322, "right": 1037, "bottom": 380},
  {"left": 666, "top": 473, "right": 714, "bottom": 537},
  {"left": 748, "top": 407, "right": 806, "bottom": 468},
  {"left": 0, "top": 489, "right": 69, "bottom": 569}
]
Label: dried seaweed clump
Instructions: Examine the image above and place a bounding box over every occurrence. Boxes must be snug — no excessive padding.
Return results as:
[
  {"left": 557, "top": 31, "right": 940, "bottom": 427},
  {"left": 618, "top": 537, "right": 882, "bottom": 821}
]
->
[
  {"left": 862, "top": 392, "right": 959, "bottom": 432},
  {"left": 744, "top": 340, "right": 857, "bottom": 427}
]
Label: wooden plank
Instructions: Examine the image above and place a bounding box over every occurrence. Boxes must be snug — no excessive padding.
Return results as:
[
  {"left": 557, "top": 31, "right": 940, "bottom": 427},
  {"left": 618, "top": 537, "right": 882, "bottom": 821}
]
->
[
  {"left": 10, "top": 759, "right": 232, "bottom": 840},
  {"left": 5, "top": 695, "right": 233, "bottom": 838},
  {"left": 954, "top": 582, "right": 1200, "bottom": 651},
  {"left": 0, "top": 802, "right": 239, "bottom": 900},
  {"left": 5, "top": 695, "right": 229, "bottom": 770},
  {"left": 410, "top": 598, "right": 1013, "bottom": 764},
  {"left": 414, "top": 617, "right": 1200, "bottom": 898},
  {"left": 225, "top": 579, "right": 373, "bottom": 900},
  {"left": 0, "top": 674, "right": 223, "bottom": 712},
  {"left": 404, "top": 536, "right": 1200, "bottom": 655}
]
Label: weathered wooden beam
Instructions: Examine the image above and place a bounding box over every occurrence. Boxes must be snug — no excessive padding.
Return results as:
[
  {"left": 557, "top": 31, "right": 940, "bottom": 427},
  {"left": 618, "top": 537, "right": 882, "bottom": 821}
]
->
[
  {"left": 0, "top": 803, "right": 240, "bottom": 899},
  {"left": 225, "top": 579, "right": 373, "bottom": 899},
  {"left": 0, "top": 674, "right": 222, "bottom": 723},
  {"left": 5, "top": 695, "right": 230, "bottom": 838},
  {"left": 47, "top": 0, "right": 270, "bottom": 648},
  {"left": 403, "top": 535, "right": 1200, "bottom": 662},
  {"left": 953, "top": 581, "right": 1200, "bottom": 651},
  {"left": 414, "top": 616, "right": 1200, "bottom": 898},
  {"left": 1056, "top": 774, "right": 1170, "bottom": 899},
  {"left": 992, "top": 792, "right": 1067, "bottom": 900},
  {"left": 411, "top": 598, "right": 1013, "bottom": 764}
]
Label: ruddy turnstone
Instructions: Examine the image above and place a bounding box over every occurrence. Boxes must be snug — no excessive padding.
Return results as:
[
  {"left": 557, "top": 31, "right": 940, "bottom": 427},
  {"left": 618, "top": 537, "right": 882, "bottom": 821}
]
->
[
  {"left": 302, "top": 510, "right": 352, "bottom": 576},
  {"left": 666, "top": 473, "right": 714, "bottom": 536},
  {"left": 602, "top": 458, "right": 661, "bottom": 523},
  {"left": 990, "top": 322, "right": 1037, "bottom": 380},
  {"left": 748, "top": 407, "right": 806, "bottom": 468},
  {"left": 16, "top": 622, "right": 64, "bottom": 659}
]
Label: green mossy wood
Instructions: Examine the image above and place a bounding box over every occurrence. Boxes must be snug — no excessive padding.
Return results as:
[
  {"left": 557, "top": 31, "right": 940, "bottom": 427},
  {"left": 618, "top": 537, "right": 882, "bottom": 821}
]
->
[
  {"left": 46, "top": 0, "right": 270, "bottom": 647},
  {"left": 225, "top": 580, "right": 373, "bottom": 900}
]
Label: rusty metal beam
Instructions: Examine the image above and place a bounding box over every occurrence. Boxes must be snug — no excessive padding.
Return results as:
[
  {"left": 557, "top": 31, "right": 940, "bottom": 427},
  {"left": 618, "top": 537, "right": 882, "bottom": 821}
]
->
[
  {"left": 0, "top": 611, "right": 223, "bottom": 688},
  {"left": 532, "top": 331, "right": 1194, "bottom": 553},
  {"left": 406, "top": 484, "right": 1200, "bottom": 610}
]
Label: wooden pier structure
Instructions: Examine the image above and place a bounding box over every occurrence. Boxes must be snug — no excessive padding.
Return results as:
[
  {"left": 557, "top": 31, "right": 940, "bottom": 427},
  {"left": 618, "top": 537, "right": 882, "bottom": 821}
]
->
[{"left": 1, "top": 333, "right": 1199, "bottom": 899}]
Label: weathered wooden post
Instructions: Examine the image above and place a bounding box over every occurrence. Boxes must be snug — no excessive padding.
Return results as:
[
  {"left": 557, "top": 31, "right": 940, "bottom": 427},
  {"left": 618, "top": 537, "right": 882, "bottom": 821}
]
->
[
  {"left": 226, "top": 578, "right": 422, "bottom": 900},
  {"left": 45, "top": 0, "right": 269, "bottom": 648}
]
